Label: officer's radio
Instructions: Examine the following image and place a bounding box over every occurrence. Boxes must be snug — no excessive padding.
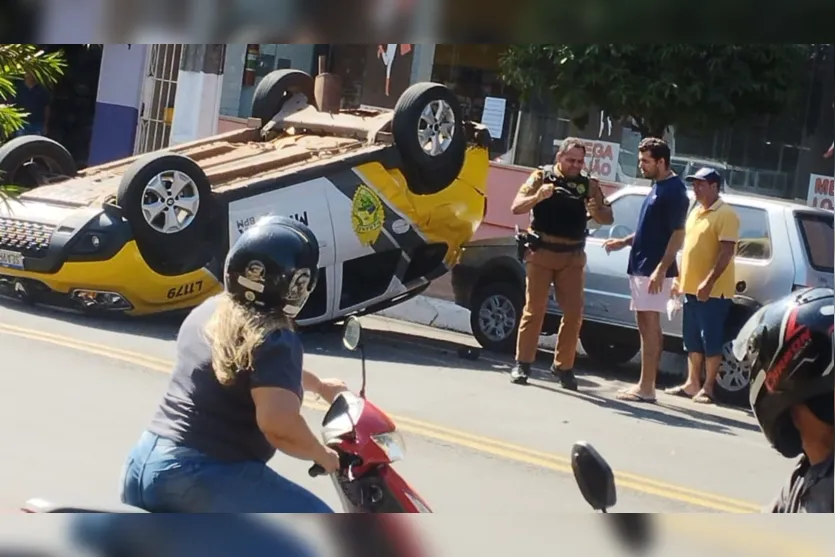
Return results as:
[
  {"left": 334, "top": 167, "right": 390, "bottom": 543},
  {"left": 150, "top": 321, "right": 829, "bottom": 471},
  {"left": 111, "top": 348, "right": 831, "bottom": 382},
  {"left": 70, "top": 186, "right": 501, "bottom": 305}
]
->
[{"left": 536, "top": 165, "right": 591, "bottom": 200}]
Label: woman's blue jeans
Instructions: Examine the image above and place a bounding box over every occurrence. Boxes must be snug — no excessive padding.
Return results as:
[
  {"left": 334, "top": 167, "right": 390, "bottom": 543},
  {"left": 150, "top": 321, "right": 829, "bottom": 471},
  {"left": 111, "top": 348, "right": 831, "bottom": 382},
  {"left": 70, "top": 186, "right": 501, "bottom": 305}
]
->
[{"left": 120, "top": 431, "right": 334, "bottom": 513}]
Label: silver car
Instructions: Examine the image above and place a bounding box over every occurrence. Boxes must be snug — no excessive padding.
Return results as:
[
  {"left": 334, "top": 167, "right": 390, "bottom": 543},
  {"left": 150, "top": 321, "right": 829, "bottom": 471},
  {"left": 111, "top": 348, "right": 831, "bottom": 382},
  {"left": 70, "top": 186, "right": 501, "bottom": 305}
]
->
[{"left": 452, "top": 185, "right": 834, "bottom": 405}]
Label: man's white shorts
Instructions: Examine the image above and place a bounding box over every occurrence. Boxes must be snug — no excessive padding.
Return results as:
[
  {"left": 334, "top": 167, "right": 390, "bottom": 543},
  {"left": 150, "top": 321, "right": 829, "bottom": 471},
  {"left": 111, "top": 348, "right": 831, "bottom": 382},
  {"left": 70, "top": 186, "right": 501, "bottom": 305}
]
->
[{"left": 629, "top": 274, "right": 674, "bottom": 313}]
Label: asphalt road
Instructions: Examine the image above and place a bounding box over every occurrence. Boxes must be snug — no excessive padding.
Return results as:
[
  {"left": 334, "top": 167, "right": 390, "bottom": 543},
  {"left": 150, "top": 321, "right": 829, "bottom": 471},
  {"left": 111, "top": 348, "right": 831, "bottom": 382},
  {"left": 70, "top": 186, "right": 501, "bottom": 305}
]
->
[{"left": 0, "top": 299, "right": 832, "bottom": 556}]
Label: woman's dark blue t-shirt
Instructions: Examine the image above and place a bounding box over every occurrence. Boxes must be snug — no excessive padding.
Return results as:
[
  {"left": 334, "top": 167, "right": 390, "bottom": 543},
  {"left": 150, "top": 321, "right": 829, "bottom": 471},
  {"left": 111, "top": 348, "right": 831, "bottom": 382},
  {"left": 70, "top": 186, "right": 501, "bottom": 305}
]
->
[{"left": 148, "top": 295, "right": 304, "bottom": 462}]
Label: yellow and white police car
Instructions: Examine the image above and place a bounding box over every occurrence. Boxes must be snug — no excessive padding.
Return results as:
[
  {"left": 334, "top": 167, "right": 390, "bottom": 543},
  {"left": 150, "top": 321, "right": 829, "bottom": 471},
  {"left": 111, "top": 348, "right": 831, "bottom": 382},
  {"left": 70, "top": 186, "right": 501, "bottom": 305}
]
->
[{"left": 0, "top": 70, "right": 490, "bottom": 323}]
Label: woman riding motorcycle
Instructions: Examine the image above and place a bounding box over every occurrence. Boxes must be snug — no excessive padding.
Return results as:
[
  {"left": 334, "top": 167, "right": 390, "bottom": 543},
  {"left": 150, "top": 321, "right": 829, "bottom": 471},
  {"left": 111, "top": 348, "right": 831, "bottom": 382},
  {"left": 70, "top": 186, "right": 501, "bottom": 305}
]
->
[
  {"left": 119, "top": 216, "right": 347, "bottom": 512},
  {"left": 733, "top": 286, "right": 834, "bottom": 513}
]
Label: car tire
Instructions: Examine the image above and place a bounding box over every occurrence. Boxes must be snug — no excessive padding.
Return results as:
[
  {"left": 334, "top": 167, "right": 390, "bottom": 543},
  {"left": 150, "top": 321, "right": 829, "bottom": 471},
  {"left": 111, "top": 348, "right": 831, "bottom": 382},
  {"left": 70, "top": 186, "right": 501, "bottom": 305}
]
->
[
  {"left": 0, "top": 136, "right": 77, "bottom": 190},
  {"left": 251, "top": 69, "right": 317, "bottom": 126},
  {"left": 392, "top": 82, "right": 467, "bottom": 196},
  {"left": 116, "top": 152, "right": 217, "bottom": 276},
  {"left": 580, "top": 326, "right": 640, "bottom": 366},
  {"left": 469, "top": 281, "right": 523, "bottom": 354},
  {"left": 714, "top": 305, "right": 756, "bottom": 407}
]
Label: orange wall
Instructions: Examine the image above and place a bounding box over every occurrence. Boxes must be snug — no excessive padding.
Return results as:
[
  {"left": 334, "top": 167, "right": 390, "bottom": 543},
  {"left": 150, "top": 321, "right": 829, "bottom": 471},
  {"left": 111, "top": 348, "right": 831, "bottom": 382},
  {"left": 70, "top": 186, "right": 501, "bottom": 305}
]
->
[{"left": 218, "top": 115, "right": 252, "bottom": 134}]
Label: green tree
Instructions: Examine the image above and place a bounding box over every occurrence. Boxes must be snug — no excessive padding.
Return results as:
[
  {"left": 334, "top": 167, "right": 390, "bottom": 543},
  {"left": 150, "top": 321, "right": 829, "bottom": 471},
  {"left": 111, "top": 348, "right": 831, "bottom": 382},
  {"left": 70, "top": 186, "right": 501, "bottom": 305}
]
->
[
  {"left": 0, "top": 44, "right": 65, "bottom": 139},
  {"left": 499, "top": 44, "right": 816, "bottom": 138}
]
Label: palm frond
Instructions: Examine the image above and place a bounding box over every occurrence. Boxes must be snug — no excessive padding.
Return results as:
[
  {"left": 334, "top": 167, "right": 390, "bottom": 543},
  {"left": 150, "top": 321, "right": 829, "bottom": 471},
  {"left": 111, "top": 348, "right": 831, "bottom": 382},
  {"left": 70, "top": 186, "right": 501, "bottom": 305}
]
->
[
  {"left": 0, "top": 44, "right": 65, "bottom": 137},
  {"left": 0, "top": 44, "right": 65, "bottom": 92}
]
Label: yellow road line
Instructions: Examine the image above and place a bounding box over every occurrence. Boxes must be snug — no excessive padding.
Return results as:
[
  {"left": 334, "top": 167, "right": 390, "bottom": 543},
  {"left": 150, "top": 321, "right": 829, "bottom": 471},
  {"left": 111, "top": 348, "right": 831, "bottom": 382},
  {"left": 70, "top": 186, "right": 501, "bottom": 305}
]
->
[{"left": 0, "top": 322, "right": 759, "bottom": 513}]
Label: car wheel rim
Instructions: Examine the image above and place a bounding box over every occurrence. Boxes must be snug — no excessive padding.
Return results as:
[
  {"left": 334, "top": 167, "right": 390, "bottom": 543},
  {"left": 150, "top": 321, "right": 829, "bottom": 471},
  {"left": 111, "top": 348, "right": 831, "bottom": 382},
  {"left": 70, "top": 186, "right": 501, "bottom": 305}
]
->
[
  {"left": 417, "top": 99, "right": 455, "bottom": 157},
  {"left": 478, "top": 294, "right": 517, "bottom": 343},
  {"left": 717, "top": 340, "right": 752, "bottom": 392},
  {"left": 141, "top": 171, "right": 201, "bottom": 234}
]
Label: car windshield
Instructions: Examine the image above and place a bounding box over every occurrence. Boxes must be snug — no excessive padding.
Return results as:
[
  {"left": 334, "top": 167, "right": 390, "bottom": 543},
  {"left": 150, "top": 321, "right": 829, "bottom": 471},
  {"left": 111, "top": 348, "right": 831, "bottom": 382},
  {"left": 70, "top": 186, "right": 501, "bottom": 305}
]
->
[{"left": 795, "top": 212, "right": 834, "bottom": 273}]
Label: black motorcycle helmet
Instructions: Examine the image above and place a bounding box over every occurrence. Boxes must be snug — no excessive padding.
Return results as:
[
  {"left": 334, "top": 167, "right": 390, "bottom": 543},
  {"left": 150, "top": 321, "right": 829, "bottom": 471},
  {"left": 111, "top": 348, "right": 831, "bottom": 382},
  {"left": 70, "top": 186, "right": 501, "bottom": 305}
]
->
[
  {"left": 733, "top": 287, "right": 834, "bottom": 458},
  {"left": 223, "top": 216, "right": 319, "bottom": 318}
]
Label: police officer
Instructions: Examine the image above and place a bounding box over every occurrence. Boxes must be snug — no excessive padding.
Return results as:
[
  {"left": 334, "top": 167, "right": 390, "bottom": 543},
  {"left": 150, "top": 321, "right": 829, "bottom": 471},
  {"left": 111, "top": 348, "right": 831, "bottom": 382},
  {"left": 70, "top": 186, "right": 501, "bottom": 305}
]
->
[
  {"left": 509, "top": 137, "right": 614, "bottom": 388},
  {"left": 733, "top": 287, "right": 834, "bottom": 513}
]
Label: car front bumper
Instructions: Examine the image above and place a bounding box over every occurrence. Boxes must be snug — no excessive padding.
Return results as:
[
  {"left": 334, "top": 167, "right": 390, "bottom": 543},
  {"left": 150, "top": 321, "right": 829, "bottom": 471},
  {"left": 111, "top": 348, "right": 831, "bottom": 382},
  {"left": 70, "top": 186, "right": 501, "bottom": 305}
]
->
[{"left": 0, "top": 207, "right": 221, "bottom": 315}]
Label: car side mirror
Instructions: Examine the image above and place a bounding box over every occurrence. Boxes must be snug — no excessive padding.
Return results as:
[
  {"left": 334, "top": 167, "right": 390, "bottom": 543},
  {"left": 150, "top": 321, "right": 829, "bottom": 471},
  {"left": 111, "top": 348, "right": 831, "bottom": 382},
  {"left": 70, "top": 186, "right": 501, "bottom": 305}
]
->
[{"left": 571, "top": 441, "right": 616, "bottom": 512}]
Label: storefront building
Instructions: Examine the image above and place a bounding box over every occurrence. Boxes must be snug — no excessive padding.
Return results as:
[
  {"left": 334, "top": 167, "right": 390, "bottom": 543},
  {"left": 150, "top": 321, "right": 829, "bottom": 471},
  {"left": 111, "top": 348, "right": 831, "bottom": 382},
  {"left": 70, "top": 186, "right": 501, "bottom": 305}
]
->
[
  {"left": 207, "top": 42, "right": 832, "bottom": 238},
  {"left": 86, "top": 44, "right": 832, "bottom": 214},
  {"left": 427, "top": 45, "right": 834, "bottom": 206}
]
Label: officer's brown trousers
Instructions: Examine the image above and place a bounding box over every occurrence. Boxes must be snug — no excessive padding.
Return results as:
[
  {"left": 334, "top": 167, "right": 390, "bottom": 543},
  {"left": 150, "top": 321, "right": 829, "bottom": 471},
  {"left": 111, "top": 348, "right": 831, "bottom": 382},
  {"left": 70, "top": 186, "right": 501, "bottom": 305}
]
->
[{"left": 515, "top": 245, "right": 586, "bottom": 370}]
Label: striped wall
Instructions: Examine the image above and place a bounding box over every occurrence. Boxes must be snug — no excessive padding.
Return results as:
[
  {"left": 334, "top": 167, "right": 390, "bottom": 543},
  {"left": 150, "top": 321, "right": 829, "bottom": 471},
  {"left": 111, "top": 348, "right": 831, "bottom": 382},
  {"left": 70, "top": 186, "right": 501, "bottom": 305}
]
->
[{"left": 88, "top": 44, "right": 147, "bottom": 166}]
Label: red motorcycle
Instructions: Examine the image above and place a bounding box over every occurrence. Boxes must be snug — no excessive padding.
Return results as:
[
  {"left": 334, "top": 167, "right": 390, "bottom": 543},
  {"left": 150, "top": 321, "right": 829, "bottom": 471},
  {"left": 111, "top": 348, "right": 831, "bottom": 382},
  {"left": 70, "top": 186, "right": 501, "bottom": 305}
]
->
[
  {"left": 21, "top": 316, "right": 430, "bottom": 515},
  {"left": 308, "top": 316, "right": 432, "bottom": 513}
]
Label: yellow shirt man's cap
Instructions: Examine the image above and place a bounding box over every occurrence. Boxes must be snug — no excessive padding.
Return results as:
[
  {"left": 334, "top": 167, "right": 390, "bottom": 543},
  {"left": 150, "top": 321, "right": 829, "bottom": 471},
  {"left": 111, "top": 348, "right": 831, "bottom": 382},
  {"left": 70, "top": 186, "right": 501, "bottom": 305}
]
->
[{"left": 684, "top": 167, "right": 723, "bottom": 190}]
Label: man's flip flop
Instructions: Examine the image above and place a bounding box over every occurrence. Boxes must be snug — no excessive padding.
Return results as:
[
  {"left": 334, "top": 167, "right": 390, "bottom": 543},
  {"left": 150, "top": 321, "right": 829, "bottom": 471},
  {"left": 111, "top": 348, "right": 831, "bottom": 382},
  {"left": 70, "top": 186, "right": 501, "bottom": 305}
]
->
[
  {"left": 693, "top": 391, "right": 715, "bottom": 404},
  {"left": 615, "top": 391, "right": 657, "bottom": 403},
  {"left": 664, "top": 386, "right": 697, "bottom": 399}
]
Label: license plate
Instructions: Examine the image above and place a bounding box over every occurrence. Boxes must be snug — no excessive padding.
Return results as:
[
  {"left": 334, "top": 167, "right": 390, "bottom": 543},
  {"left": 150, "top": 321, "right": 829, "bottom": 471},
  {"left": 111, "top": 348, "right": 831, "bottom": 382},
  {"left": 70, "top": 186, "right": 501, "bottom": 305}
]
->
[{"left": 0, "top": 249, "right": 24, "bottom": 270}]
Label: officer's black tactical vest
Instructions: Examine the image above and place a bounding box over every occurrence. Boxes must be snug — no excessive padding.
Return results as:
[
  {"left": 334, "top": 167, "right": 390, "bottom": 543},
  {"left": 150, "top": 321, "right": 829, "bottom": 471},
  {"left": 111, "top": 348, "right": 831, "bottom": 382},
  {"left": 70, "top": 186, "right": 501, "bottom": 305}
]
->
[{"left": 530, "top": 165, "right": 590, "bottom": 241}]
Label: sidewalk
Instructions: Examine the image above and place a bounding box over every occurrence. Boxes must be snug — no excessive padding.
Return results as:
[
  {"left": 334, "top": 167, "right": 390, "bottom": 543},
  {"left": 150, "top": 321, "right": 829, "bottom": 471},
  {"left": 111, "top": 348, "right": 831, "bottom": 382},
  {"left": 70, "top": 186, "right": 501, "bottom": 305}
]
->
[
  {"left": 379, "top": 275, "right": 557, "bottom": 350},
  {"left": 379, "top": 275, "right": 687, "bottom": 376}
]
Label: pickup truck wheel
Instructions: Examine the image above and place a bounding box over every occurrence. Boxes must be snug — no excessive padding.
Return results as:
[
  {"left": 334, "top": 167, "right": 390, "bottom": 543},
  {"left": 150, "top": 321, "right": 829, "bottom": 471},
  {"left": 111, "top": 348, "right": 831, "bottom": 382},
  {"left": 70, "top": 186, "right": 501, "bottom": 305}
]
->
[
  {"left": 470, "top": 282, "right": 523, "bottom": 354},
  {"left": 714, "top": 305, "right": 756, "bottom": 406},
  {"left": 0, "top": 136, "right": 77, "bottom": 190},
  {"left": 392, "top": 82, "right": 466, "bottom": 196},
  {"left": 116, "top": 153, "right": 216, "bottom": 275},
  {"left": 251, "top": 69, "right": 316, "bottom": 126},
  {"left": 580, "top": 328, "right": 640, "bottom": 366}
]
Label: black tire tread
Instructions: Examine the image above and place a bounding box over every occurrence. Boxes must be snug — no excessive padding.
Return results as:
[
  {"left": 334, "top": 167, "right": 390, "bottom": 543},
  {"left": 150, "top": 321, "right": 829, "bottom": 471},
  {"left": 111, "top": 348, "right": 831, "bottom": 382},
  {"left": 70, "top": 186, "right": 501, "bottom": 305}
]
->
[
  {"left": 0, "top": 135, "right": 77, "bottom": 184},
  {"left": 116, "top": 152, "right": 215, "bottom": 276},
  {"left": 251, "top": 69, "right": 316, "bottom": 126},
  {"left": 392, "top": 82, "right": 467, "bottom": 196}
]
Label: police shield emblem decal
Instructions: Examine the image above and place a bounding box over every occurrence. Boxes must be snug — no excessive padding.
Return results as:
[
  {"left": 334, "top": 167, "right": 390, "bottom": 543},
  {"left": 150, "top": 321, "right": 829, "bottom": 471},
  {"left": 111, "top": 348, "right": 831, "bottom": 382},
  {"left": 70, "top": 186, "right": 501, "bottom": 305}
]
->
[{"left": 351, "top": 184, "right": 385, "bottom": 246}]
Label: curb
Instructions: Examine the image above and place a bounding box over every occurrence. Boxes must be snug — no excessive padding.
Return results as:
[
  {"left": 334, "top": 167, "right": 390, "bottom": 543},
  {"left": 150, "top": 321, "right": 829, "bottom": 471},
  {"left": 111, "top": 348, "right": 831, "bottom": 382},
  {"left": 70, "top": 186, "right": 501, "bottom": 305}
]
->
[
  {"left": 377, "top": 294, "right": 558, "bottom": 349},
  {"left": 377, "top": 294, "right": 686, "bottom": 375}
]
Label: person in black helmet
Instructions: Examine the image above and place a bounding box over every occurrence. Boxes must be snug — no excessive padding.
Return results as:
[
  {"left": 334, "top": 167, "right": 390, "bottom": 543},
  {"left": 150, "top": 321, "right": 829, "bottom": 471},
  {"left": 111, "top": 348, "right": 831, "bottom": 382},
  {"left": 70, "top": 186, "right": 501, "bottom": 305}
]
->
[
  {"left": 732, "top": 287, "right": 834, "bottom": 513},
  {"left": 119, "top": 216, "right": 347, "bottom": 512}
]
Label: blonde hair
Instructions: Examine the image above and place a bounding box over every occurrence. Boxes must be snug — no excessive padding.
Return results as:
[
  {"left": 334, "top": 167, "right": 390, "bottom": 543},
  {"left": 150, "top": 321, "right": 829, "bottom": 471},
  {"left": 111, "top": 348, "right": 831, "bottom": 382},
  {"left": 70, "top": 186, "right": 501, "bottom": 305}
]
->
[{"left": 204, "top": 293, "right": 293, "bottom": 385}]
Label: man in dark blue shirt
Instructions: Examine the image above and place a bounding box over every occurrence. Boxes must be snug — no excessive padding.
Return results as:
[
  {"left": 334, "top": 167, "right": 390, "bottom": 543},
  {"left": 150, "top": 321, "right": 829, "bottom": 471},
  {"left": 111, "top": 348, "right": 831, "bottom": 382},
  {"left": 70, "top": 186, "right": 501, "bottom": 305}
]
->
[
  {"left": 13, "top": 72, "right": 51, "bottom": 137},
  {"left": 603, "top": 138, "right": 689, "bottom": 403}
]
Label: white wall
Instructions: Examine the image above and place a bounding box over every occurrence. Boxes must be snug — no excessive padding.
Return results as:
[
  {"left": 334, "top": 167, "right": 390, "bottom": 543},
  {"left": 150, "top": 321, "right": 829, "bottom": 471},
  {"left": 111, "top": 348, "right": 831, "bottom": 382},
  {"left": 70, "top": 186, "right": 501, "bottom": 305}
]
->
[{"left": 96, "top": 44, "right": 147, "bottom": 110}]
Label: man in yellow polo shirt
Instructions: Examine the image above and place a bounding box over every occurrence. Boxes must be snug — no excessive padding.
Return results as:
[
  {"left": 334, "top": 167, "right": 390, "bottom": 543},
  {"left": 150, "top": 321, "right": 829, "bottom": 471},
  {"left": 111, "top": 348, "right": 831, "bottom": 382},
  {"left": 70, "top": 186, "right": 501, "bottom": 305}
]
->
[{"left": 666, "top": 167, "right": 739, "bottom": 405}]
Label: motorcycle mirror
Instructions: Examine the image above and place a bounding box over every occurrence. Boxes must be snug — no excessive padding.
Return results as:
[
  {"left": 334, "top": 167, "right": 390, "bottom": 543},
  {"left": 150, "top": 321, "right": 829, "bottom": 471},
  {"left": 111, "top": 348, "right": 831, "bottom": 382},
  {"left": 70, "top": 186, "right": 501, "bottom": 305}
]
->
[
  {"left": 342, "top": 316, "right": 367, "bottom": 398},
  {"left": 570, "top": 441, "right": 616, "bottom": 512},
  {"left": 342, "top": 316, "right": 363, "bottom": 351}
]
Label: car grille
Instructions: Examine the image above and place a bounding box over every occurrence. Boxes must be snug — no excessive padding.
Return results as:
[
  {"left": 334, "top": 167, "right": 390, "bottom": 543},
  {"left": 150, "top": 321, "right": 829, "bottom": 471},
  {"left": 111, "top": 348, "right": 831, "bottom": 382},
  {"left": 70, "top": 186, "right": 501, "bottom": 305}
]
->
[{"left": 0, "top": 218, "right": 55, "bottom": 258}]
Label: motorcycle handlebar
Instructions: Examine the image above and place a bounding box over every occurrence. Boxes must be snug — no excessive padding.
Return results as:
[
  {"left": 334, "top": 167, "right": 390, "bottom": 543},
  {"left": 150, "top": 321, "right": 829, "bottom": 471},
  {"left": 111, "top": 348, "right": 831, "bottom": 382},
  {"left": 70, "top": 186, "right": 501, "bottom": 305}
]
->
[{"left": 308, "top": 451, "right": 362, "bottom": 477}]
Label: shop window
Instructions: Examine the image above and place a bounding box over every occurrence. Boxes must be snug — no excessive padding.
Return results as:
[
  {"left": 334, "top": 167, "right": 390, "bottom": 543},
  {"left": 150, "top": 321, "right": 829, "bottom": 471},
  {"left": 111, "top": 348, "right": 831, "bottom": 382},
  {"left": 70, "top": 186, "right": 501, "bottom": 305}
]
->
[{"left": 430, "top": 45, "right": 520, "bottom": 160}]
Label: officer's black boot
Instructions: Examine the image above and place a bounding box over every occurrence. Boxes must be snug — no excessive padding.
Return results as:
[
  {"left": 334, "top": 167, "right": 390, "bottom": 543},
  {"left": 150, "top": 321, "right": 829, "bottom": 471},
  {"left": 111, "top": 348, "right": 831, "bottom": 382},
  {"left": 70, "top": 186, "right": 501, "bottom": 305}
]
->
[
  {"left": 510, "top": 362, "right": 531, "bottom": 385},
  {"left": 550, "top": 365, "right": 578, "bottom": 391}
]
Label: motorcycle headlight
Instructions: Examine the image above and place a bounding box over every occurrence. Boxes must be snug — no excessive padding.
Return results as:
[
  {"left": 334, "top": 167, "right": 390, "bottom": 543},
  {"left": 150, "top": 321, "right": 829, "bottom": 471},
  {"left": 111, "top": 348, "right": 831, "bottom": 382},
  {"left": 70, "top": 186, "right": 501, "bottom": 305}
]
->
[{"left": 371, "top": 431, "right": 407, "bottom": 463}]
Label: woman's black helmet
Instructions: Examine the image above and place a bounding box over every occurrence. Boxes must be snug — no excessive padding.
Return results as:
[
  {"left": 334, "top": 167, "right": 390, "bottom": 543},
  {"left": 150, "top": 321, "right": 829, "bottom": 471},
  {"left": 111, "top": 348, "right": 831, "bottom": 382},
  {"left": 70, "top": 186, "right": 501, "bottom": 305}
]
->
[
  {"left": 223, "top": 216, "right": 319, "bottom": 317},
  {"left": 733, "top": 287, "right": 834, "bottom": 458}
]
